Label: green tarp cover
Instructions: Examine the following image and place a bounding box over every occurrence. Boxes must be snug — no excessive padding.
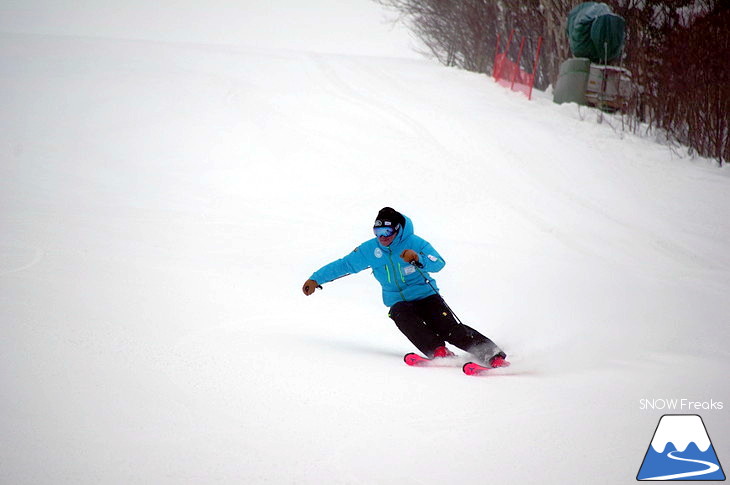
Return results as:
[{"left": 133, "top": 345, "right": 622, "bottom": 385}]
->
[{"left": 567, "top": 2, "right": 626, "bottom": 63}]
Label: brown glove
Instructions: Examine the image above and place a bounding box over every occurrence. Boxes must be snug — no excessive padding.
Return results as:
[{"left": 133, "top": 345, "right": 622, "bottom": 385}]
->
[
  {"left": 400, "top": 249, "right": 419, "bottom": 264},
  {"left": 302, "top": 279, "right": 319, "bottom": 296}
]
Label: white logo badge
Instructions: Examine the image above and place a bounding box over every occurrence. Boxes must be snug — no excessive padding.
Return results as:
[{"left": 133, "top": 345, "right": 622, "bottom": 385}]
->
[{"left": 374, "top": 248, "right": 383, "bottom": 258}]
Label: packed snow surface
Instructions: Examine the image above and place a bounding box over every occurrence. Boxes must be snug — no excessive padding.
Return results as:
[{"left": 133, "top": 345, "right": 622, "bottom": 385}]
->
[{"left": 1, "top": 2, "right": 729, "bottom": 484}]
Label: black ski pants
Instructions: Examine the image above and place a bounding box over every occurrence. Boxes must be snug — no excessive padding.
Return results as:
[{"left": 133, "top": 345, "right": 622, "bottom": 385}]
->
[{"left": 388, "top": 294, "right": 501, "bottom": 361}]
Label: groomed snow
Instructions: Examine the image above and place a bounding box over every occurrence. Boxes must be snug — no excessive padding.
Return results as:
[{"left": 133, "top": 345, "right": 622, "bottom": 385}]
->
[{"left": 1, "top": 3, "right": 729, "bottom": 484}]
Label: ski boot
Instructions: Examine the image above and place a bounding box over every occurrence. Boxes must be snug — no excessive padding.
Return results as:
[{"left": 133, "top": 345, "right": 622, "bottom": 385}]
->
[
  {"left": 432, "top": 345, "right": 455, "bottom": 359},
  {"left": 488, "top": 351, "right": 508, "bottom": 368}
]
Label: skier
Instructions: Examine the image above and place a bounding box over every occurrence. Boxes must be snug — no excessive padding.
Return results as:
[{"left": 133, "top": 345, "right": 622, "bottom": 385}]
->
[{"left": 302, "top": 207, "right": 507, "bottom": 367}]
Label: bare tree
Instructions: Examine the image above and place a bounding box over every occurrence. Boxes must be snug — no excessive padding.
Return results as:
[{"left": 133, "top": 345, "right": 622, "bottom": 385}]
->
[
  {"left": 538, "top": 0, "right": 572, "bottom": 86},
  {"left": 377, "top": 0, "right": 729, "bottom": 164},
  {"left": 377, "top": 0, "right": 550, "bottom": 87},
  {"left": 615, "top": 0, "right": 729, "bottom": 165}
]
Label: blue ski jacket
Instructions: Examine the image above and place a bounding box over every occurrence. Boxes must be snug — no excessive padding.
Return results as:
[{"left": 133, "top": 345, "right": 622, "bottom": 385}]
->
[{"left": 309, "top": 215, "right": 446, "bottom": 307}]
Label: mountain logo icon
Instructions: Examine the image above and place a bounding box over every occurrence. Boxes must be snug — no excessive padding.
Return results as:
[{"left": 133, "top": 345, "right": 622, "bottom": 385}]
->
[{"left": 637, "top": 414, "right": 725, "bottom": 481}]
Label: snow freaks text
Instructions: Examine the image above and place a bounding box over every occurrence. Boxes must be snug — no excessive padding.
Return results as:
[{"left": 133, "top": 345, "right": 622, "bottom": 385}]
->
[{"left": 639, "top": 399, "right": 724, "bottom": 411}]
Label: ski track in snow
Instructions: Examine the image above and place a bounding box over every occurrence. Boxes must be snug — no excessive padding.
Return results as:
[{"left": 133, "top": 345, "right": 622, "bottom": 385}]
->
[{"left": 0, "top": 246, "right": 45, "bottom": 275}]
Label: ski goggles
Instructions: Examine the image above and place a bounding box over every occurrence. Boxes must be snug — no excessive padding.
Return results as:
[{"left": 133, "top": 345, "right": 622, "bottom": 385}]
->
[{"left": 373, "top": 226, "right": 397, "bottom": 238}]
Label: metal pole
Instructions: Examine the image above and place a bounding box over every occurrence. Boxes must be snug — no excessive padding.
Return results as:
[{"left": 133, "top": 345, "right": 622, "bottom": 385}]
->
[{"left": 411, "top": 262, "right": 464, "bottom": 326}]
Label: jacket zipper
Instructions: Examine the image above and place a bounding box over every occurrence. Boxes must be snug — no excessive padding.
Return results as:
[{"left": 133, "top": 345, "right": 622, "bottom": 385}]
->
[{"left": 387, "top": 251, "right": 406, "bottom": 301}]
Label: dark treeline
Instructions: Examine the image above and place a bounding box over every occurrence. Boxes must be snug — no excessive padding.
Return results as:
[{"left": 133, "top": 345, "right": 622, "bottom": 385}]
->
[{"left": 377, "top": 0, "right": 728, "bottom": 165}]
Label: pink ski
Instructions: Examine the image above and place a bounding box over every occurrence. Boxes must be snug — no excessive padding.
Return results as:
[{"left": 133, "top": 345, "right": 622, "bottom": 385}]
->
[
  {"left": 462, "top": 359, "right": 511, "bottom": 376},
  {"left": 403, "top": 352, "right": 460, "bottom": 367}
]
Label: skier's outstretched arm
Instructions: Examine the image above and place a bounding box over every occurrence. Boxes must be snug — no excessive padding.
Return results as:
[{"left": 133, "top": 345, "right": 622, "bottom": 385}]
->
[{"left": 302, "top": 246, "right": 370, "bottom": 296}]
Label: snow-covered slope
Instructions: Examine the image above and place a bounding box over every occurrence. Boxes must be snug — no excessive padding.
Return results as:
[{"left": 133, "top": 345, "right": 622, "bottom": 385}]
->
[{"left": 1, "top": 7, "right": 729, "bottom": 484}]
